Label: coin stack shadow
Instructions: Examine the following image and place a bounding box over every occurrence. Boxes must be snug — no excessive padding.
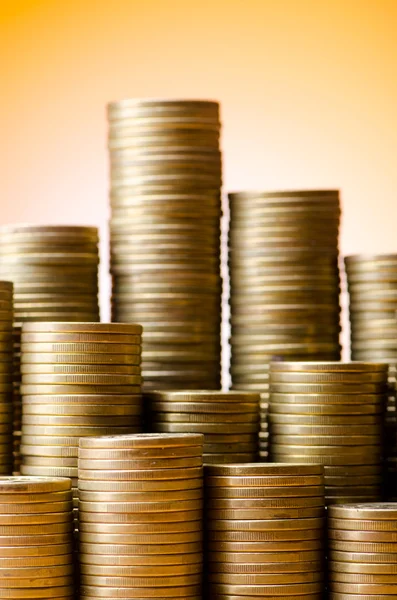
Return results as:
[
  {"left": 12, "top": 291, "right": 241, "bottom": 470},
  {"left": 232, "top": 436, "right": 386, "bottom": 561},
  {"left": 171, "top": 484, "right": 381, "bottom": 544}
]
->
[
  {"left": 0, "top": 225, "right": 101, "bottom": 474},
  {"left": 78, "top": 433, "right": 204, "bottom": 599},
  {"left": 146, "top": 390, "right": 259, "bottom": 463},
  {"left": 205, "top": 463, "right": 325, "bottom": 599},
  {"left": 108, "top": 99, "right": 222, "bottom": 391},
  {"left": 19, "top": 322, "right": 143, "bottom": 530},
  {"left": 0, "top": 476, "right": 75, "bottom": 599},
  {"left": 228, "top": 190, "right": 341, "bottom": 397},
  {"left": 345, "top": 254, "right": 397, "bottom": 501},
  {"left": 0, "top": 282, "right": 14, "bottom": 475},
  {"left": 269, "top": 362, "right": 388, "bottom": 504},
  {"left": 328, "top": 502, "right": 397, "bottom": 597}
]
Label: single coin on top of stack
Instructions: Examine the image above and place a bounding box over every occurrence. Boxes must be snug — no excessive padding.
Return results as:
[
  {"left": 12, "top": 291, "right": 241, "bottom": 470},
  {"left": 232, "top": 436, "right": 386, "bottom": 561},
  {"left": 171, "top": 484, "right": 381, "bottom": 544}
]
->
[
  {"left": 0, "top": 476, "right": 74, "bottom": 599},
  {"left": 78, "top": 433, "right": 204, "bottom": 599},
  {"left": 345, "top": 254, "right": 397, "bottom": 501},
  {"left": 328, "top": 502, "right": 397, "bottom": 598},
  {"left": 146, "top": 391, "right": 259, "bottom": 463},
  {"left": 269, "top": 362, "right": 388, "bottom": 505},
  {"left": 205, "top": 463, "right": 325, "bottom": 599},
  {"left": 108, "top": 99, "right": 222, "bottom": 391},
  {"left": 0, "top": 282, "right": 14, "bottom": 475}
]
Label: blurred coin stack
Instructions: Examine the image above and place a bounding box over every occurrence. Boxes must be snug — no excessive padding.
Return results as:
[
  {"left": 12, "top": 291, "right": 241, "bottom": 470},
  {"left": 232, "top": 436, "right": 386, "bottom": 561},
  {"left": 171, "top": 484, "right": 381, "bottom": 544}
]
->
[
  {"left": 345, "top": 254, "right": 397, "bottom": 500},
  {"left": 328, "top": 502, "right": 397, "bottom": 597},
  {"left": 205, "top": 464, "right": 325, "bottom": 599},
  {"left": 228, "top": 189, "right": 342, "bottom": 396},
  {"left": 19, "top": 322, "right": 143, "bottom": 526},
  {"left": 0, "top": 476, "right": 74, "bottom": 599},
  {"left": 78, "top": 433, "right": 204, "bottom": 599},
  {"left": 146, "top": 391, "right": 259, "bottom": 463},
  {"left": 108, "top": 99, "right": 222, "bottom": 391},
  {"left": 269, "top": 362, "right": 387, "bottom": 504},
  {"left": 0, "top": 282, "right": 14, "bottom": 475}
]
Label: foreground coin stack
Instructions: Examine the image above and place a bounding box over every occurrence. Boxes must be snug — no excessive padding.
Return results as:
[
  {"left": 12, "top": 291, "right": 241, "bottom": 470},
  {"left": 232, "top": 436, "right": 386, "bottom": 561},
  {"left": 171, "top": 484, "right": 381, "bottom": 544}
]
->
[
  {"left": 146, "top": 391, "right": 259, "bottom": 463},
  {"left": 228, "top": 189, "right": 342, "bottom": 395},
  {"left": 328, "top": 503, "right": 397, "bottom": 597},
  {"left": 78, "top": 433, "right": 204, "bottom": 599},
  {"left": 0, "top": 282, "right": 14, "bottom": 475},
  {"left": 12, "top": 326, "right": 22, "bottom": 474},
  {"left": 269, "top": 362, "right": 387, "bottom": 504},
  {"left": 19, "top": 322, "right": 143, "bottom": 524},
  {"left": 345, "top": 254, "right": 397, "bottom": 501},
  {"left": 108, "top": 99, "right": 222, "bottom": 390},
  {"left": 0, "top": 476, "right": 74, "bottom": 599},
  {"left": 205, "top": 463, "right": 325, "bottom": 599}
]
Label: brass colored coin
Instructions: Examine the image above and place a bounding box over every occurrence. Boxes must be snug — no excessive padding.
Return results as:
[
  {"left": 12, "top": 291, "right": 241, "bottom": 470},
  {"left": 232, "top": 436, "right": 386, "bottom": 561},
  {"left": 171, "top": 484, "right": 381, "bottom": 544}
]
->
[
  {"left": 331, "top": 571, "right": 397, "bottom": 583},
  {"left": 152, "top": 413, "right": 258, "bottom": 424},
  {"left": 0, "top": 564, "right": 73, "bottom": 578},
  {"left": 147, "top": 391, "right": 259, "bottom": 403},
  {"left": 22, "top": 394, "right": 142, "bottom": 405},
  {"left": 80, "top": 562, "right": 201, "bottom": 576},
  {"left": 205, "top": 475, "right": 323, "bottom": 487},
  {"left": 79, "top": 433, "right": 204, "bottom": 449},
  {"left": 0, "top": 586, "right": 74, "bottom": 598},
  {"left": 271, "top": 444, "right": 381, "bottom": 455},
  {"left": 330, "top": 561, "right": 397, "bottom": 574},
  {"left": 204, "top": 464, "right": 322, "bottom": 477},
  {"left": 0, "top": 542, "right": 74, "bottom": 558},
  {"left": 21, "top": 364, "right": 141, "bottom": 375},
  {"left": 206, "top": 487, "right": 324, "bottom": 501},
  {"left": 79, "top": 550, "right": 202, "bottom": 566},
  {"left": 22, "top": 373, "right": 142, "bottom": 385},
  {"left": 330, "top": 540, "right": 397, "bottom": 552},
  {"left": 79, "top": 530, "right": 202, "bottom": 545},
  {"left": 208, "top": 529, "right": 321, "bottom": 542},
  {"left": 208, "top": 560, "right": 322, "bottom": 574},
  {"left": 270, "top": 362, "right": 387, "bottom": 373},
  {"left": 78, "top": 488, "right": 202, "bottom": 503},
  {"left": 149, "top": 402, "right": 257, "bottom": 414},
  {"left": 21, "top": 426, "right": 138, "bottom": 436},
  {"left": 206, "top": 494, "right": 324, "bottom": 510},
  {"left": 206, "top": 549, "right": 323, "bottom": 564},
  {"left": 0, "top": 501, "right": 73, "bottom": 514},
  {"left": 271, "top": 434, "right": 380, "bottom": 445},
  {"left": 78, "top": 457, "right": 202, "bottom": 470},
  {"left": 78, "top": 445, "right": 202, "bottom": 460},
  {"left": 21, "top": 385, "right": 141, "bottom": 395},
  {"left": 270, "top": 382, "right": 386, "bottom": 394},
  {"left": 78, "top": 466, "right": 202, "bottom": 481},
  {"left": 330, "top": 581, "right": 397, "bottom": 594},
  {"left": 20, "top": 342, "right": 140, "bottom": 354},
  {"left": 269, "top": 413, "right": 381, "bottom": 425},
  {"left": 0, "top": 510, "right": 73, "bottom": 524},
  {"left": 22, "top": 456, "right": 78, "bottom": 467},
  {"left": 209, "top": 518, "right": 323, "bottom": 531},
  {"left": 20, "top": 466, "right": 78, "bottom": 478},
  {"left": 328, "top": 519, "right": 397, "bottom": 531},
  {"left": 152, "top": 423, "right": 257, "bottom": 434},
  {"left": 208, "top": 572, "right": 322, "bottom": 584},
  {"left": 22, "top": 415, "right": 141, "bottom": 426},
  {"left": 75, "top": 478, "right": 202, "bottom": 493},
  {"left": 269, "top": 402, "right": 382, "bottom": 415},
  {"left": 0, "top": 521, "right": 73, "bottom": 535},
  {"left": 22, "top": 322, "right": 141, "bottom": 334},
  {"left": 0, "top": 531, "right": 72, "bottom": 546},
  {"left": 78, "top": 498, "right": 202, "bottom": 513},
  {"left": 79, "top": 520, "right": 201, "bottom": 534},
  {"left": 270, "top": 424, "right": 381, "bottom": 436},
  {"left": 0, "top": 477, "right": 71, "bottom": 494},
  {"left": 21, "top": 352, "right": 141, "bottom": 365},
  {"left": 329, "top": 503, "right": 397, "bottom": 520},
  {"left": 208, "top": 581, "right": 323, "bottom": 595},
  {"left": 23, "top": 404, "right": 141, "bottom": 416},
  {"left": 79, "top": 540, "right": 201, "bottom": 554},
  {"left": 329, "top": 529, "right": 397, "bottom": 542},
  {"left": 79, "top": 509, "right": 202, "bottom": 524},
  {"left": 270, "top": 372, "right": 386, "bottom": 384},
  {"left": 0, "top": 554, "right": 73, "bottom": 568}
]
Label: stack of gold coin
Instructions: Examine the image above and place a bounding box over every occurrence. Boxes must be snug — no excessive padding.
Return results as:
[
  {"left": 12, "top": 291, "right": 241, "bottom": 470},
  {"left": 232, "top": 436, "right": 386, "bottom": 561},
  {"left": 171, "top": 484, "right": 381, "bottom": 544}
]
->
[
  {"left": 269, "top": 362, "right": 387, "bottom": 504},
  {"left": 205, "top": 463, "right": 325, "bottom": 599},
  {"left": 328, "top": 502, "right": 397, "bottom": 597},
  {"left": 108, "top": 99, "right": 222, "bottom": 390},
  {"left": 146, "top": 391, "right": 259, "bottom": 463},
  {"left": 12, "top": 326, "right": 22, "bottom": 474},
  {"left": 78, "top": 432, "right": 204, "bottom": 599},
  {"left": 0, "top": 225, "right": 100, "bottom": 323},
  {"left": 0, "top": 282, "right": 14, "bottom": 475},
  {"left": 345, "top": 254, "right": 397, "bottom": 501},
  {"left": 228, "top": 190, "right": 341, "bottom": 394},
  {"left": 19, "top": 322, "right": 143, "bottom": 525},
  {"left": 0, "top": 476, "right": 74, "bottom": 599},
  {"left": 259, "top": 394, "right": 269, "bottom": 460}
]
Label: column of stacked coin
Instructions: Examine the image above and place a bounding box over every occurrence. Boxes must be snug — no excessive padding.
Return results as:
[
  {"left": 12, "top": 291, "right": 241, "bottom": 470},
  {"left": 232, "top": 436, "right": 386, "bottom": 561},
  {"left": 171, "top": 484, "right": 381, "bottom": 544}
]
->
[
  {"left": 12, "top": 326, "right": 22, "bottom": 474},
  {"left": 0, "top": 476, "right": 74, "bottom": 599},
  {"left": 146, "top": 391, "right": 259, "bottom": 463},
  {"left": 328, "top": 503, "right": 397, "bottom": 597},
  {"left": 269, "top": 362, "right": 387, "bottom": 504},
  {"left": 345, "top": 254, "right": 397, "bottom": 500},
  {"left": 205, "top": 464, "right": 325, "bottom": 599},
  {"left": 228, "top": 190, "right": 341, "bottom": 396},
  {"left": 78, "top": 433, "right": 204, "bottom": 599},
  {"left": 19, "top": 322, "right": 143, "bottom": 522},
  {"left": 108, "top": 99, "right": 222, "bottom": 390},
  {"left": 0, "top": 282, "right": 14, "bottom": 475}
]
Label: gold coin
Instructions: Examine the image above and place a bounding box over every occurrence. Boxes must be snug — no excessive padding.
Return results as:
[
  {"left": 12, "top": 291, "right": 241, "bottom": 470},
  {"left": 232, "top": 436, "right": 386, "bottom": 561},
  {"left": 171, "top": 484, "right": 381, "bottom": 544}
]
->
[
  {"left": 0, "top": 531, "right": 72, "bottom": 546},
  {"left": 22, "top": 322, "right": 141, "bottom": 334},
  {"left": 330, "top": 581, "right": 397, "bottom": 594},
  {"left": 209, "top": 582, "right": 322, "bottom": 595},
  {"left": 209, "top": 518, "right": 323, "bottom": 531},
  {"left": 208, "top": 529, "right": 321, "bottom": 542},
  {"left": 270, "top": 382, "right": 386, "bottom": 394},
  {"left": 23, "top": 404, "right": 141, "bottom": 416},
  {"left": 207, "top": 487, "right": 324, "bottom": 501},
  {"left": 79, "top": 539, "right": 201, "bottom": 553},
  {"left": 21, "top": 385, "right": 141, "bottom": 395},
  {"left": 0, "top": 521, "right": 73, "bottom": 535},
  {"left": 22, "top": 373, "right": 142, "bottom": 386},
  {"left": 20, "top": 466, "right": 78, "bottom": 478},
  {"left": 80, "top": 562, "right": 201, "bottom": 576},
  {"left": 329, "top": 503, "right": 397, "bottom": 520},
  {"left": 269, "top": 413, "right": 380, "bottom": 425},
  {"left": 206, "top": 495, "right": 324, "bottom": 511},
  {"left": 78, "top": 489, "right": 202, "bottom": 503},
  {"left": 0, "top": 585, "right": 74, "bottom": 597},
  {"left": 148, "top": 401, "right": 257, "bottom": 414},
  {"left": 0, "top": 489, "right": 71, "bottom": 505},
  {"left": 21, "top": 352, "right": 141, "bottom": 365},
  {"left": 21, "top": 426, "right": 138, "bottom": 436},
  {"left": 330, "top": 561, "right": 397, "bottom": 574},
  {"left": 270, "top": 362, "right": 387, "bottom": 373},
  {"left": 208, "top": 572, "right": 322, "bottom": 584},
  {"left": 81, "top": 574, "right": 192, "bottom": 588},
  {"left": 206, "top": 480, "right": 323, "bottom": 494},
  {"left": 330, "top": 540, "right": 397, "bottom": 552},
  {"left": 0, "top": 501, "right": 73, "bottom": 514},
  {"left": 269, "top": 402, "right": 382, "bottom": 415},
  {"left": 0, "top": 511, "right": 72, "bottom": 524},
  {"left": 271, "top": 444, "right": 381, "bottom": 455},
  {"left": 80, "top": 584, "right": 201, "bottom": 599},
  {"left": 271, "top": 434, "right": 380, "bottom": 446},
  {"left": 0, "top": 564, "right": 73, "bottom": 578},
  {"left": 331, "top": 571, "right": 397, "bottom": 584},
  {"left": 78, "top": 529, "right": 202, "bottom": 544},
  {"left": 21, "top": 364, "right": 141, "bottom": 375},
  {"left": 147, "top": 391, "right": 259, "bottom": 403},
  {"left": 329, "top": 529, "right": 397, "bottom": 542},
  {"left": 20, "top": 341, "right": 140, "bottom": 354},
  {"left": 207, "top": 549, "right": 322, "bottom": 565},
  {"left": 79, "top": 550, "right": 202, "bottom": 566},
  {"left": 78, "top": 466, "right": 202, "bottom": 481},
  {"left": 152, "top": 423, "right": 257, "bottom": 434},
  {"left": 22, "top": 394, "right": 142, "bottom": 406},
  {"left": 269, "top": 424, "right": 381, "bottom": 436},
  {"left": 208, "top": 560, "right": 322, "bottom": 574},
  {"left": 270, "top": 372, "right": 386, "bottom": 384},
  {"left": 78, "top": 499, "right": 202, "bottom": 513},
  {"left": 22, "top": 457, "right": 78, "bottom": 467},
  {"left": 78, "top": 445, "right": 203, "bottom": 460},
  {"left": 78, "top": 457, "right": 202, "bottom": 470},
  {"left": 79, "top": 520, "right": 201, "bottom": 534},
  {"left": 78, "top": 479, "right": 202, "bottom": 492},
  {"left": 0, "top": 554, "right": 73, "bottom": 568},
  {"left": 80, "top": 509, "right": 202, "bottom": 524},
  {"left": 79, "top": 433, "right": 203, "bottom": 449},
  {"left": 152, "top": 413, "right": 258, "bottom": 424},
  {"left": 0, "top": 477, "right": 71, "bottom": 494},
  {"left": 205, "top": 464, "right": 322, "bottom": 477}
]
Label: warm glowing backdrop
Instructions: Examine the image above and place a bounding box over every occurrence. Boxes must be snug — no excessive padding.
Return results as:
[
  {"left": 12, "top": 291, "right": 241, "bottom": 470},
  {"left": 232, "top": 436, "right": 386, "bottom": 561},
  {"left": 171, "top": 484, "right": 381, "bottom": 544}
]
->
[{"left": 1, "top": 0, "right": 397, "bottom": 360}]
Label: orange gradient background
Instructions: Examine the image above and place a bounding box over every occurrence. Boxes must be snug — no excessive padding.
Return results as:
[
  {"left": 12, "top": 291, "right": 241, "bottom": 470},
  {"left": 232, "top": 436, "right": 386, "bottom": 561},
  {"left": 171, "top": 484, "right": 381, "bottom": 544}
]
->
[{"left": 1, "top": 0, "right": 397, "bottom": 361}]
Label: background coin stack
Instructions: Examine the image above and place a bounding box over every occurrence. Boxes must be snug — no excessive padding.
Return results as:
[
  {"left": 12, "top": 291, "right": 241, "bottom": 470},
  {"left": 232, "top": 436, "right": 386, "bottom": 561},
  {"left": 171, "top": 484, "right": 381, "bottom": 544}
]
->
[
  {"left": 108, "top": 98, "right": 222, "bottom": 391},
  {"left": 269, "top": 362, "right": 387, "bottom": 504},
  {"left": 0, "top": 476, "right": 75, "bottom": 599},
  {"left": 328, "top": 502, "right": 397, "bottom": 597},
  {"left": 19, "top": 322, "right": 143, "bottom": 528},
  {"left": 205, "top": 463, "right": 325, "bottom": 599},
  {"left": 0, "top": 282, "right": 14, "bottom": 475},
  {"left": 228, "top": 189, "right": 342, "bottom": 395},
  {"left": 146, "top": 391, "right": 259, "bottom": 463},
  {"left": 345, "top": 254, "right": 397, "bottom": 501},
  {"left": 78, "top": 433, "right": 204, "bottom": 599}
]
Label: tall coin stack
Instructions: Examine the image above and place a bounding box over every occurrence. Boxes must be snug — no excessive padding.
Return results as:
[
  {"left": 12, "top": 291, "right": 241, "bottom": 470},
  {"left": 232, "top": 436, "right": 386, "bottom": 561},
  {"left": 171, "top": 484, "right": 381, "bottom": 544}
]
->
[
  {"left": 345, "top": 254, "right": 397, "bottom": 500},
  {"left": 108, "top": 99, "right": 222, "bottom": 391},
  {"left": 269, "top": 362, "right": 387, "bottom": 504},
  {"left": 205, "top": 464, "right": 325, "bottom": 599},
  {"left": 0, "top": 282, "right": 14, "bottom": 475},
  {"left": 328, "top": 503, "right": 397, "bottom": 597},
  {"left": 146, "top": 391, "right": 259, "bottom": 463},
  {"left": 19, "top": 322, "right": 143, "bottom": 526},
  {"left": 228, "top": 189, "right": 341, "bottom": 396},
  {"left": 0, "top": 476, "right": 74, "bottom": 599},
  {"left": 78, "top": 433, "right": 204, "bottom": 599}
]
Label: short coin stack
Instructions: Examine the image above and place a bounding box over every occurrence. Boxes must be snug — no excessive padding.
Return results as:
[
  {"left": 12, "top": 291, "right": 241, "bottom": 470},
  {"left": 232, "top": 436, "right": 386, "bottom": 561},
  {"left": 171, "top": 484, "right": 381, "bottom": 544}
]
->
[
  {"left": 205, "top": 463, "right": 325, "bottom": 599},
  {"left": 228, "top": 190, "right": 342, "bottom": 394},
  {"left": 0, "top": 476, "right": 74, "bottom": 599},
  {"left": 345, "top": 254, "right": 397, "bottom": 500},
  {"left": 328, "top": 502, "right": 397, "bottom": 597},
  {"left": 146, "top": 391, "right": 259, "bottom": 463},
  {"left": 78, "top": 433, "right": 204, "bottom": 599},
  {"left": 0, "top": 282, "right": 14, "bottom": 475},
  {"left": 269, "top": 362, "right": 387, "bottom": 504},
  {"left": 108, "top": 99, "right": 222, "bottom": 391}
]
